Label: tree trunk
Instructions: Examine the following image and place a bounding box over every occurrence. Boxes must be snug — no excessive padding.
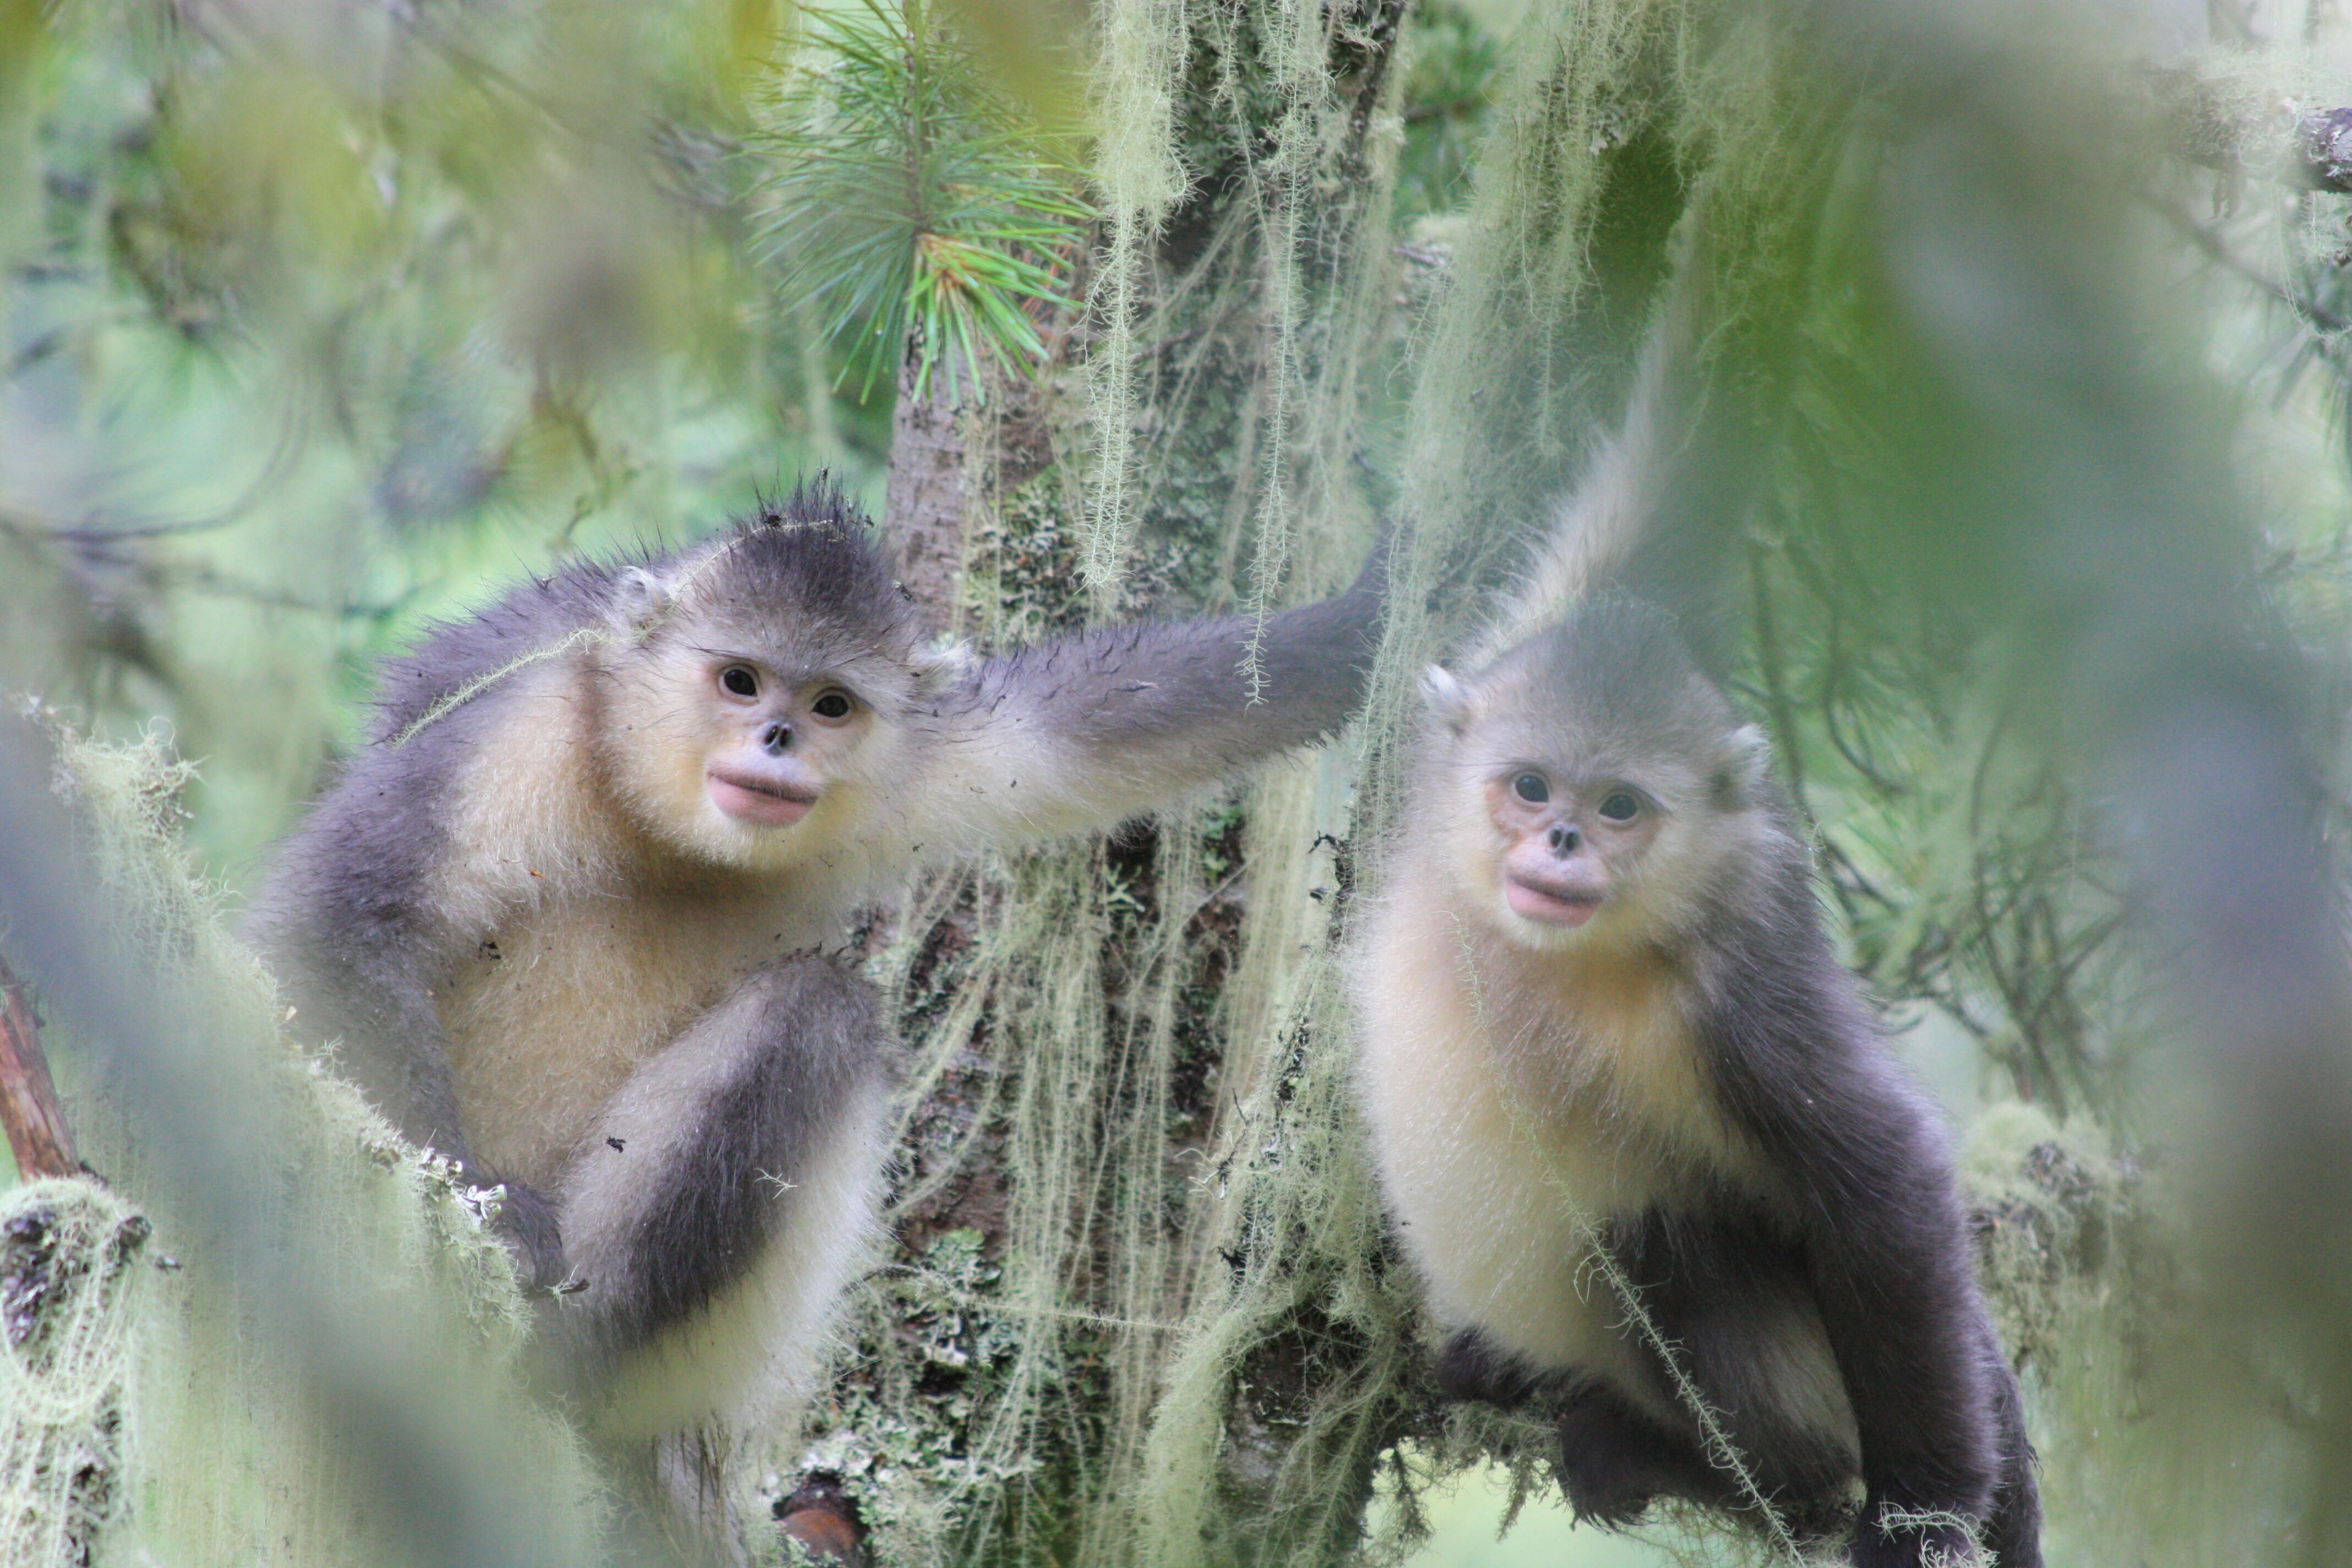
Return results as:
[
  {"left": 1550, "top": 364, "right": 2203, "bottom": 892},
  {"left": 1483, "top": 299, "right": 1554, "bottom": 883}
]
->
[
  {"left": 815, "top": 9, "right": 1414, "bottom": 1562},
  {"left": 882, "top": 358, "right": 970, "bottom": 636}
]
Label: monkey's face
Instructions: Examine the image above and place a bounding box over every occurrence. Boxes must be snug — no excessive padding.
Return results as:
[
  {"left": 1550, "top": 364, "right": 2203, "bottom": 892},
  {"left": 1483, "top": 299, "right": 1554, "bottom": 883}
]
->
[
  {"left": 1422, "top": 652, "right": 1765, "bottom": 955},
  {"left": 1479, "top": 764, "right": 1664, "bottom": 932},
  {"left": 698, "top": 654, "right": 867, "bottom": 830},
  {"left": 603, "top": 628, "right": 928, "bottom": 870}
]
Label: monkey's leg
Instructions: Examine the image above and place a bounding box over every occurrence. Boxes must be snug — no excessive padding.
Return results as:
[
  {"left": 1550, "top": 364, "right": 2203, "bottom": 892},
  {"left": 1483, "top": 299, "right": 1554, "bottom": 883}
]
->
[
  {"left": 1978, "top": 1325, "right": 2043, "bottom": 1568},
  {"left": 1433, "top": 1327, "right": 1555, "bottom": 1409},
  {"left": 1434, "top": 1329, "right": 1719, "bottom": 1529},
  {"left": 1551, "top": 1377, "right": 1729, "bottom": 1529},
  {"left": 551, "top": 954, "right": 893, "bottom": 1559},
  {"left": 1615, "top": 1215, "right": 1863, "bottom": 1543},
  {"left": 1430, "top": 1329, "right": 1718, "bottom": 1528}
]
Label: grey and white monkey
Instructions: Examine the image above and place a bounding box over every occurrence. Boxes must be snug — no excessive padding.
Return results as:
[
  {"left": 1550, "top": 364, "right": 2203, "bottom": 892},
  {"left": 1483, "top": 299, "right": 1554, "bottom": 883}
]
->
[
  {"left": 1349, "top": 223, "right": 2040, "bottom": 1564},
  {"left": 248, "top": 481, "right": 1382, "bottom": 1556}
]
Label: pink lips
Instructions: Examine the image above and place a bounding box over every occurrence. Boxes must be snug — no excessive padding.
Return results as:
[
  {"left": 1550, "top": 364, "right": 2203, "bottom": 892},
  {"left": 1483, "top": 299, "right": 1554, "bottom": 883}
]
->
[
  {"left": 1505, "top": 875, "right": 1603, "bottom": 927},
  {"left": 707, "top": 769, "right": 818, "bottom": 827}
]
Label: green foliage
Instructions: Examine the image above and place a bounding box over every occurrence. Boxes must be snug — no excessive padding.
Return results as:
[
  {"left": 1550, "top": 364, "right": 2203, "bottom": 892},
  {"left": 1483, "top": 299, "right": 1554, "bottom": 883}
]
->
[
  {"left": 6, "top": 727, "right": 604, "bottom": 1568},
  {"left": 755, "top": 0, "right": 1090, "bottom": 403},
  {"left": 1, "top": 0, "right": 883, "bottom": 873},
  {"left": 1395, "top": 0, "right": 1504, "bottom": 227}
]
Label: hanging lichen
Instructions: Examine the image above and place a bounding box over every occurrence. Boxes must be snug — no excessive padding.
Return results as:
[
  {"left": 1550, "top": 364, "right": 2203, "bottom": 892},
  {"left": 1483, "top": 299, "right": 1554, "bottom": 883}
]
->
[{"left": 10, "top": 729, "right": 606, "bottom": 1568}]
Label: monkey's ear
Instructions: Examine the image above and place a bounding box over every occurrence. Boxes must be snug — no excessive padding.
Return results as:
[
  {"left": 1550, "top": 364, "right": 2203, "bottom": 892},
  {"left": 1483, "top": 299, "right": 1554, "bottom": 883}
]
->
[
  {"left": 1419, "top": 665, "right": 1476, "bottom": 734},
  {"left": 1711, "top": 725, "right": 1771, "bottom": 811},
  {"left": 910, "top": 638, "right": 973, "bottom": 695},
  {"left": 613, "top": 568, "right": 673, "bottom": 634}
]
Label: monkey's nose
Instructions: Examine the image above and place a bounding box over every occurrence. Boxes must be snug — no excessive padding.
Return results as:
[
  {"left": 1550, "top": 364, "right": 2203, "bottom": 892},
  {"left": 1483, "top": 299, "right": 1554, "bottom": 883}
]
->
[
  {"left": 762, "top": 722, "right": 793, "bottom": 755},
  {"left": 1546, "top": 824, "right": 1580, "bottom": 857}
]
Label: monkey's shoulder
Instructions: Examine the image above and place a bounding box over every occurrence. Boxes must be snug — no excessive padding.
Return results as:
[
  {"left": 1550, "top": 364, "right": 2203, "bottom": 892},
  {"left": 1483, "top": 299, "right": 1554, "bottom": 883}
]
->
[{"left": 366, "top": 561, "right": 628, "bottom": 744}]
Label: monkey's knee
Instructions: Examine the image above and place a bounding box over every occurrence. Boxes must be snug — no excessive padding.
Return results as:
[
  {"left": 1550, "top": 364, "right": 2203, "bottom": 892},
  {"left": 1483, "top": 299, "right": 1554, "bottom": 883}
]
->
[
  {"left": 553, "top": 956, "right": 891, "bottom": 1374},
  {"left": 725, "top": 952, "right": 891, "bottom": 1084},
  {"left": 1552, "top": 1382, "right": 1721, "bottom": 1528}
]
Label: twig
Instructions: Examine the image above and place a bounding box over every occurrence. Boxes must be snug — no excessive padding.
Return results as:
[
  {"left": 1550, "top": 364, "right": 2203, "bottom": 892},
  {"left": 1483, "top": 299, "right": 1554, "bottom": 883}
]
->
[
  {"left": 0, "top": 948, "right": 79, "bottom": 1179},
  {"left": 2144, "top": 192, "right": 2352, "bottom": 336}
]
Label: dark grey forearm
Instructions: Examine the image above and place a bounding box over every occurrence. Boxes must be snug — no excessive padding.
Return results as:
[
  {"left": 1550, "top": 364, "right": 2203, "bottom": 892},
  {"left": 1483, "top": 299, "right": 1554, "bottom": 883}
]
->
[
  {"left": 911, "top": 560, "right": 1382, "bottom": 850},
  {"left": 992, "top": 596, "right": 1373, "bottom": 756}
]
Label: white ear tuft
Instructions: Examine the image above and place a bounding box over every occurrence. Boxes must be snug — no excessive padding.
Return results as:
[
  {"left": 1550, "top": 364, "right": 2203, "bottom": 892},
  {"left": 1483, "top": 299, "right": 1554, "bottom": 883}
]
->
[
  {"left": 911, "top": 638, "right": 974, "bottom": 693},
  {"left": 1714, "top": 724, "right": 1771, "bottom": 809},
  {"left": 614, "top": 567, "right": 673, "bottom": 633},
  {"left": 1419, "top": 665, "right": 1474, "bottom": 732}
]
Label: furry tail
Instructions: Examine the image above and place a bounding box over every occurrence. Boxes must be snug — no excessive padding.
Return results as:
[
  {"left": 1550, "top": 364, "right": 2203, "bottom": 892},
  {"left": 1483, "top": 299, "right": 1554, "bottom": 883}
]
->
[
  {"left": 1464, "top": 195, "right": 1720, "bottom": 668},
  {"left": 1463, "top": 177, "right": 1796, "bottom": 674}
]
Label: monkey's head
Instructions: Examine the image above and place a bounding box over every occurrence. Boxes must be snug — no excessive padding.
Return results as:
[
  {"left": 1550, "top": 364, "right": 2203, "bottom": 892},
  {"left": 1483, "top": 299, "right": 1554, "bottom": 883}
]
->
[
  {"left": 1418, "top": 596, "right": 1774, "bottom": 952},
  {"left": 594, "top": 486, "right": 960, "bottom": 869}
]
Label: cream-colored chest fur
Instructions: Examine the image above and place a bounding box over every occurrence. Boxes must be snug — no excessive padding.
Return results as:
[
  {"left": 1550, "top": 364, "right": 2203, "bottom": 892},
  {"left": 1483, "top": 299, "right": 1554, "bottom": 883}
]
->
[
  {"left": 443, "top": 883, "right": 832, "bottom": 1186},
  {"left": 427, "top": 666, "right": 856, "bottom": 1188},
  {"left": 1351, "top": 862, "right": 1765, "bottom": 1385}
]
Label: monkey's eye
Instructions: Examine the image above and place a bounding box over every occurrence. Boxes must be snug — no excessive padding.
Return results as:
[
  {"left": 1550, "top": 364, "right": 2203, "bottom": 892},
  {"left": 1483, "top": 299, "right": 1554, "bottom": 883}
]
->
[
  {"left": 810, "top": 689, "right": 854, "bottom": 721},
  {"left": 1512, "top": 772, "right": 1550, "bottom": 804},
  {"left": 720, "top": 666, "right": 760, "bottom": 699},
  {"left": 1598, "top": 791, "right": 1641, "bottom": 822}
]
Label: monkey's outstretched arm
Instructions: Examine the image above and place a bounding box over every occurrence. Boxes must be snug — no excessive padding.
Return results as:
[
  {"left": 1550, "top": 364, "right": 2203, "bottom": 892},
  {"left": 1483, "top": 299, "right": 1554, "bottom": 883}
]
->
[
  {"left": 1698, "top": 949, "right": 2005, "bottom": 1566},
  {"left": 905, "top": 549, "right": 1383, "bottom": 851}
]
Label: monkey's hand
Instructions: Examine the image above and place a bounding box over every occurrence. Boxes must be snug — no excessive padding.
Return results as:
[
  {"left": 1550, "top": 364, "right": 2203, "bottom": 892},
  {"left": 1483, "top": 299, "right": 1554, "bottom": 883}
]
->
[{"left": 485, "top": 1177, "right": 571, "bottom": 1295}]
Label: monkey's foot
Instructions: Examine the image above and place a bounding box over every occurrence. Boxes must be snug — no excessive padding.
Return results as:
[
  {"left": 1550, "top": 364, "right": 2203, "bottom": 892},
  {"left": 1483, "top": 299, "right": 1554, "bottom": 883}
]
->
[
  {"left": 1552, "top": 1427, "right": 1672, "bottom": 1529},
  {"left": 775, "top": 1473, "right": 867, "bottom": 1566},
  {"left": 1553, "top": 1386, "right": 1724, "bottom": 1529},
  {"left": 1848, "top": 1496, "right": 1983, "bottom": 1568}
]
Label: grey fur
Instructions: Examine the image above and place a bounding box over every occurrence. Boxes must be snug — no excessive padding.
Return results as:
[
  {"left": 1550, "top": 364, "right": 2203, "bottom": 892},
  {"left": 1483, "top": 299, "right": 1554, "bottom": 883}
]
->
[
  {"left": 1381, "top": 598, "right": 2039, "bottom": 1567},
  {"left": 247, "top": 480, "right": 1381, "bottom": 1549},
  {"left": 556, "top": 953, "right": 888, "bottom": 1363}
]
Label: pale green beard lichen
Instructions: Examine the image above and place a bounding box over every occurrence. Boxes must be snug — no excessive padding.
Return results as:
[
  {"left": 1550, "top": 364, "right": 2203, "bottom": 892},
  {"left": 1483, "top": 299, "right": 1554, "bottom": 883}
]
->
[{"left": 3, "top": 729, "right": 604, "bottom": 1568}]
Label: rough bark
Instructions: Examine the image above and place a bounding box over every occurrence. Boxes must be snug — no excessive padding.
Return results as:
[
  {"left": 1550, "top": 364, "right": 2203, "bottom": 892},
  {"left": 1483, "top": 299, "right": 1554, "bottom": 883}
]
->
[{"left": 829, "top": 6, "right": 1412, "bottom": 1558}]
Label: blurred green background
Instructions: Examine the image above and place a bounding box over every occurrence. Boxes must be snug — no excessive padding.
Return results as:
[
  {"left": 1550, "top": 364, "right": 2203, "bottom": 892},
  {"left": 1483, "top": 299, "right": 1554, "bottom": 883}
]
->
[{"left": 9, "top": 0, "right": 2352, "bottom": 1563}]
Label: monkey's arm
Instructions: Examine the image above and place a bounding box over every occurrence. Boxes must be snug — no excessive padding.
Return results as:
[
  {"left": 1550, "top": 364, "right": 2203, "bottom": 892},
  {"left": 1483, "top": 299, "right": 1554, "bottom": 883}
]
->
[
  {"left": 249, "top": 788, "right": 467, "bottom": 1152},
  {"left": 1697, "top": 941, "right": 2006, "bottom": 1567},
  {"left": 246, "top": 763, "right": 567, "bottom": 1285},
  {"left": 553, "top": 954, "right": 890, "bottom": 1375},
  {"left": 907, "top": 550, "right": 1382, "bottom": 850}
]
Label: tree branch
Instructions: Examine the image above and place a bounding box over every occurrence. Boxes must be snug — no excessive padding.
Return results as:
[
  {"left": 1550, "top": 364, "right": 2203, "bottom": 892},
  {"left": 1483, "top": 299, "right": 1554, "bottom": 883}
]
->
[{"left": 0, "top": 948, "right": 80, "bottom": 1180}]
